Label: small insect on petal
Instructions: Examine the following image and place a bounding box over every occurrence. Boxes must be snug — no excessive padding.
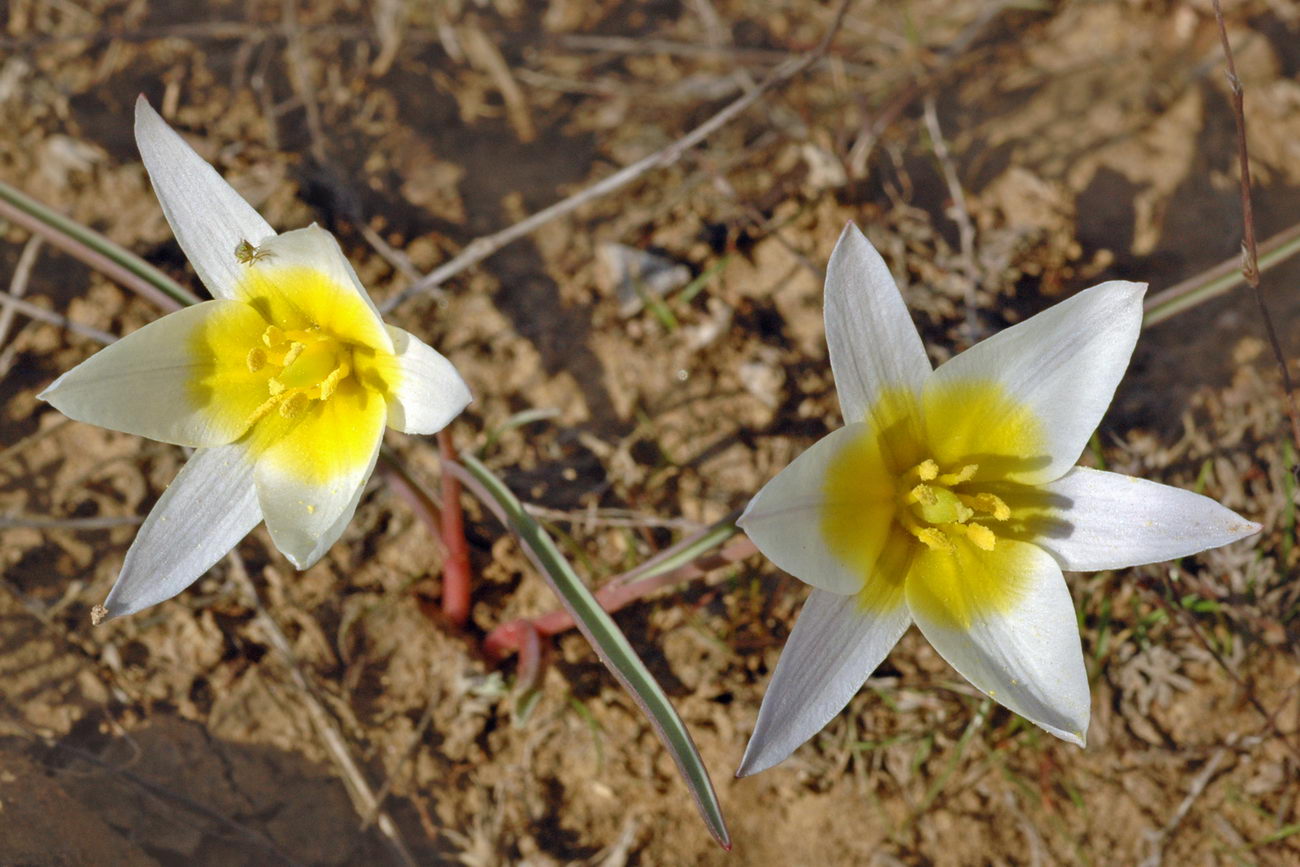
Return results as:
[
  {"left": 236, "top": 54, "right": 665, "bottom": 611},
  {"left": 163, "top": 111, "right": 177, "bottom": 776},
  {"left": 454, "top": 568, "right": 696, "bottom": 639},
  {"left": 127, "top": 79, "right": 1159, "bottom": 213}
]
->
[
  {"left": 234, "top": 238, "right": 274, "bottom": 265},
  {"left": 36, "top": 97, "right": 472, "bottom": 622}
]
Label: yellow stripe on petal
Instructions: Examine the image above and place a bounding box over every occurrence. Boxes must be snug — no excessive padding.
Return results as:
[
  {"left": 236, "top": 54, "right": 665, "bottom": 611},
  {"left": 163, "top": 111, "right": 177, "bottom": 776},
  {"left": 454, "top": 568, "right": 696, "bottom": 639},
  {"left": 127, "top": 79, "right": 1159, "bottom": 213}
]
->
[
  {"left": 188, "top": 300, "right": 280, "bottom": 440},
  {"left": 246, "top": 376, "right": 387, "bottom": 486},
  {"left": 904, "top": 535, "right": 1043, "bottom": 631},
  {"left": 922, "top": 378, "right": 1049, "bottom": 484},
  {"left": 856, "top": 531, "right": 912, "bottom": 615},
  {"left": 234, "top": 263, "right": 391, "bottom": 353},
  {"left": 821, "top": 387, "right": 920, "bottom": 609},
  {"left": 821, "top": 422, "right": 895, "bottom": 592}
]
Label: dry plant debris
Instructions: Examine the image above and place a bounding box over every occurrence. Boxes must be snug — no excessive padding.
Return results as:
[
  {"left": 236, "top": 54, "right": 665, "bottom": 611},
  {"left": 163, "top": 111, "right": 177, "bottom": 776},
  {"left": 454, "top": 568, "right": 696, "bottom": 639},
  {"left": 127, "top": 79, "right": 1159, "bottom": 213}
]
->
[{"left": 1, "top": 0, "right": 1299, "bottom": 864}]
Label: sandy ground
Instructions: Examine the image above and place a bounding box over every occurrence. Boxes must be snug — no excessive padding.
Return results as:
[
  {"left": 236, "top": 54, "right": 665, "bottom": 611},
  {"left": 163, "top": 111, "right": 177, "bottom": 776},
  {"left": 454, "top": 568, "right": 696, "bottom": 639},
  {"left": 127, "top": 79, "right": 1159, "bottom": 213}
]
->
[{"left": 2, "top": 0, "right": 1299, "bottom": 864}]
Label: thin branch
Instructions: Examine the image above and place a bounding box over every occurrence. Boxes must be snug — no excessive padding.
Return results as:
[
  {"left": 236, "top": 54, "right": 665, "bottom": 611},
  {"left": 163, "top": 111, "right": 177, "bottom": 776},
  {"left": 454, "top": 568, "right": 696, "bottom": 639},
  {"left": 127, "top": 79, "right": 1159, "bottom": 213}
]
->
[
  {"left": 0, "top": 236, "right": 42, "bottom": 348},
  {"left": 1211, "top": 0, "right": 1300, "bottom": 454},
  {"left": 0, "top": 292, "right": 117, "bottom": 345},
  {"left": 846, "top": 2, "right": 1007, "bottom": 177},
  {"left": 0, "top": 182, "right": 197, "bottom": 309},
  {"left": 380, "top": 0, "right": 856, "bottom": 313},
  {"left": 1139, "top": 748, "right": 1229, "bottom": 867},
  {"left": 1144, "top": 221, "right": 1300, "bottom": 326},
  {"left": 922, "top": 96, "right": 977, "bottom": 276},
  {"left": 360, "top": 677, "right": 439, "bottom": 831},
  {"left": 0, "top": 515, "right": 142, "bottom": 530},
  {"left": 224, "top": 551, "right": 420, "bottom": 867}
]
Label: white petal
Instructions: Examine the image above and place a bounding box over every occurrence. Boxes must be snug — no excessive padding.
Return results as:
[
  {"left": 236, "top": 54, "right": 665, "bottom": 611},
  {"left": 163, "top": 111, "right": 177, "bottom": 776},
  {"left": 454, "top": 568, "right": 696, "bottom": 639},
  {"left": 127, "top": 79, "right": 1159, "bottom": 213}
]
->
[
  {"left": 1032, "top": 466, "right": 1261, "bottom": 571},
  {"left": 102, "top": 444, "right": 261, "bottom": 620},
  {"left": 39, "top": 300, "right": 264, "bottom": 447},
  {"left": 250, "top": 225, "right": 390, "bottom": 345},
  {"left": 135, "top": 96, "right": 274, "bottom": 300},
  {"left": 824, "top": 223, "right": 931, "bottom": 429},
  {"left": 738, "top": 423, "right": 894, "bottom": 596},
  {"left": 252, "top": 382, "right": 387, "bottom": 568},
  {"left": 908, "top": 540, "right": 1090, "bottom": 745},
  {"left": 373, "top": 326, "right": 471, "bottom": 434},
  {"left": 738, "top": 589, "right": 911, "bottom": 776},
  {"left": 925, "top": 280, "right": 1145, "bottom": 485}
]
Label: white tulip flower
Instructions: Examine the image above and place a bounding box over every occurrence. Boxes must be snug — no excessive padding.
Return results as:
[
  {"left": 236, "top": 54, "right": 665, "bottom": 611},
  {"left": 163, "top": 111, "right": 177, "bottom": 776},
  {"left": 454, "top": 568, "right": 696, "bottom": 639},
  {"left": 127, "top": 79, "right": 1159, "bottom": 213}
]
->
[
  {"left": 736, "top": 223, "right": 1260, "bottom": 775},
  {"left": 41, "top": 97, "right": 470, "bottom": 621}
]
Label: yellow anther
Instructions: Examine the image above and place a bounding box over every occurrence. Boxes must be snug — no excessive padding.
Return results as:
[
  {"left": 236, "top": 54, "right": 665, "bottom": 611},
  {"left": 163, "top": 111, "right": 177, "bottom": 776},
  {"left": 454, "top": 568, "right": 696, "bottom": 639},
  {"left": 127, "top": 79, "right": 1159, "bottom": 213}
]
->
[
  {"left": 908, "top": 484, "right": 938, "bottom": 506},
  {"left": 267, "top": 377, "right": 286, "bottom": 396},
  {"left": 278, "top": 391, "right": 310, "bottom": 420},
  {"left": 247, "top": 393, "right": 282, "bottom": 425},
  {"left": 915, "top": 459, "right": 939, "bottom": 482},
  {"left": 280, "top": 342, "right": 305, "bottom": 368},
  {"left": 960, "top": 492, "right": 1011, "bottom": 521},
  {"left": 246, "top": 347, "right": 267, "bottom": 373},
  {"left": 317, "top": 362, "right": 350, "bottom": 400},
  {"left": 915, "top": 527, "right": 954, "bottom": 552},
  {"left": 896, "top": 455, "right": 1005, "bottom": 554},
  {"left": 938, "top": 464, "right": 978, "bottom": 486},
  {"left": 963, "top": 523, "right": 997, "bottom": 551},
  {"left": 262, "top": 325, "right": 286, "bottom": 348}
]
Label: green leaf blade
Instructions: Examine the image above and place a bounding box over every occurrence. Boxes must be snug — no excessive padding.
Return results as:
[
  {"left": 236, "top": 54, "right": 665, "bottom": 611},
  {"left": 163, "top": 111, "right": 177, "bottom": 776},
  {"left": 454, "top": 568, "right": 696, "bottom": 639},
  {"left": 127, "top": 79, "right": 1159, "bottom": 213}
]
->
[{"left": 457, "top": 453, "right": 731, "bottom": 850}]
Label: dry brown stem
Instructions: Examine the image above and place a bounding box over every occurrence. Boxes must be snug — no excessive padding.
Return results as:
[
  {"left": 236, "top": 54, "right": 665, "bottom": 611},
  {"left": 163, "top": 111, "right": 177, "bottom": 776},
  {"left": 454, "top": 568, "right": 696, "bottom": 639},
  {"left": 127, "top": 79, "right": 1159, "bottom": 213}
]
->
[{"left": 1211, "top": 0, "right": 1300, "bottom": 457}]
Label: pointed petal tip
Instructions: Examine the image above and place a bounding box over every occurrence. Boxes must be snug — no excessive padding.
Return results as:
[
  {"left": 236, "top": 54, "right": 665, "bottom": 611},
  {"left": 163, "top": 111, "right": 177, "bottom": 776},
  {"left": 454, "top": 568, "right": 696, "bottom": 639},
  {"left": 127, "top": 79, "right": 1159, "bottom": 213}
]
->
[
  {"left": 1042, "top": 714, "right": 1088, "bottom": 748},
  {"left": 734, "top": 746, "right": 771, "bottom": 778}
]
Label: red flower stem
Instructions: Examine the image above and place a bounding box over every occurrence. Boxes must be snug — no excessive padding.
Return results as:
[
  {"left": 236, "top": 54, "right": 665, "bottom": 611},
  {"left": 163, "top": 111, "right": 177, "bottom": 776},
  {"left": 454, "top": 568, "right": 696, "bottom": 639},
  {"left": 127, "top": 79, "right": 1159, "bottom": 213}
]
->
[
  {"left": 483, "top": 536, "right": 756, "bottom": 659},
  {"left": 437, "top": 428, "right": 473, "bottom": 627}
]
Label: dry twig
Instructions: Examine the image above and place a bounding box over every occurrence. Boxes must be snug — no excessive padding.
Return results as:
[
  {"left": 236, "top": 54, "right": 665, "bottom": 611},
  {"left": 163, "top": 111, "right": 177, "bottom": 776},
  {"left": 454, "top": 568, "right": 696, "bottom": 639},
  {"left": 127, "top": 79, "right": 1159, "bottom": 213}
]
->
[
  {"left": 0, "top": 236, "right": 42, "bottom": 348},
  {"left": 1139, "top": 748, "right": 1229, "bottom": 867},
  {"left": 224, "top": 551, "right": 421, "bottom": 867},
  {"left": 381, "top": 0, "right": 857, "bottom": 313},
  {"left": 1211, "top": 0, "right": 1300, "bottom": 455},
  {"left": 0, "top": 292, "right": 116, "bottom": 345}
]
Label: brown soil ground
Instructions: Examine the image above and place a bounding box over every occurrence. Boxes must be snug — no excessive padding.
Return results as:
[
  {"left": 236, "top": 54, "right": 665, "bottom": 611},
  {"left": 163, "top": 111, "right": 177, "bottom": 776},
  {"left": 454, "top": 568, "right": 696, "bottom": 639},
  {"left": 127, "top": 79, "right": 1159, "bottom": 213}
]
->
[{"left": 2, "top": 1, "right": 1299, "bottom": 864}]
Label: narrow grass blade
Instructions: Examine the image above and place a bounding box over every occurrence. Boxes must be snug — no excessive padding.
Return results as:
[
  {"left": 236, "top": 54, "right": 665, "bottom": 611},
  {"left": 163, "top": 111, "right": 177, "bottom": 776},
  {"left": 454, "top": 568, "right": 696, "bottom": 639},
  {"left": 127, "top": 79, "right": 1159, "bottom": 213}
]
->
[
  {"left": 1144, "top": 222, "right": 1300, "bottom": 327},
  {"left": 611, "top": 509, "right": 743, "bottom": 587},
  {"left": 455, "top": 453, "right": 731, "bottom": 850},
  {"left": 0, "top": 179, "right": 199, "bottom": 309}
]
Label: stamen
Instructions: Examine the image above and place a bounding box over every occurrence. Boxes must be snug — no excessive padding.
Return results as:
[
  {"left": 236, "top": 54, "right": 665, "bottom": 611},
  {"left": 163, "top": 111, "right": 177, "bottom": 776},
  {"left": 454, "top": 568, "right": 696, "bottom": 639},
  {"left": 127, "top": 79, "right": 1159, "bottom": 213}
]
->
[
  {"left": 913, "top": 460, "right": 939, "bottom": 482},
  {"left": 898, "top": 508, "right": 955, "bottom": 552},
  {"left": 245, "top": 326, "right": 354, "bottom": 429},
  {"left": 959, "top": 492, "right": 1011, "bottom": 521},
  {"left": 279, "top": 391, "right": 310, "bottom": 420},
  {"left": 248, "top": 393, "right": 283, "bottom": 425},
  {"left": 963, "top": 523, "right": 997, "bottom": 551},
  {"left": 317, "top": 361, "right": 350, "bottom": 400},
  {"left": 246, "top": 347, "right": 267, "bottom": 373},
  {"left": 280, "top": 342, "right": 305, "bottom": 368},
  {"left": 907, "top": 484, "right": 938, "bottom": 507},
  {"left": 897, "top": 457, "right": 1004, "bottom": 554},
  {"left": 916, "top": 527, "right": 954, "bottom": 552},
  {"left": 937, "top": 464, "right": 978, "bottom": 486}
]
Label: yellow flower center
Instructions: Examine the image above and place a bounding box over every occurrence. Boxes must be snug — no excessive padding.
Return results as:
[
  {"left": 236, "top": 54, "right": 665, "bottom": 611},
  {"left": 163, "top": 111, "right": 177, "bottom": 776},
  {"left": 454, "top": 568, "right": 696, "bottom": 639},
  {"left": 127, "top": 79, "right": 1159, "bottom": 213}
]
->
[
  {"left": 895, "top": 459, "right": 1011, "bottom": 554},
  {"left": 245, "top": 325, "right": 355, "bottom": 423},
  {"left": 186, "top": 261, "right": 400, "bottom": 485},
  {"left": 819, "top": 381, "right": 1052, "bottom": 628}
]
